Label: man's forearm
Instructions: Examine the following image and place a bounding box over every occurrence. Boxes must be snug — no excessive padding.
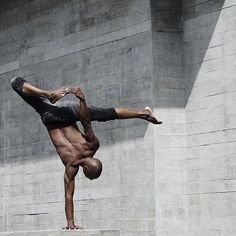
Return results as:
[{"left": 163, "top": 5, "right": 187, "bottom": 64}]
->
[
  {"left": 68, "top": 87, "right": 92, "bottom": 130},
  {"left": 65, "top": 196, "right": 74, "bottom": 225},
  {"left": 79, "top": 99, "right": 91, "bottom": 131},
  {"left": 64, "top": 172, "right": 76, "bottom": 228}
]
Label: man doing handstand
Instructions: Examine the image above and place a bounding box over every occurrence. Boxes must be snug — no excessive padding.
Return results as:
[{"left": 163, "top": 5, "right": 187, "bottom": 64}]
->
[{"left": 11, "top": 76, "right": 162, "bottom": 230}]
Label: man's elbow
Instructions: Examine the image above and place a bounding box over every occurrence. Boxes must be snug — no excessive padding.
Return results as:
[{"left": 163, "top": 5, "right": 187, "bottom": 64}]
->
[{"left": 84, "top": 123, "right": 92, "bottom": 133}]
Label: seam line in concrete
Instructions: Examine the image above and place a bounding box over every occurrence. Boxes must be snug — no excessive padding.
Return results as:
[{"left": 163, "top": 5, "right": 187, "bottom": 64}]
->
[
  {"left": 43, "top": 20, "right": 151, "bottom": 62},
  {"left": 184, "top": 4, "right": 236, "bottom": 21},
  {"left": 0, "top": 61, "right": 19, "bottom": 75},
  {"left": 0, "top": 20, "right": 151, "bottom": 75}
]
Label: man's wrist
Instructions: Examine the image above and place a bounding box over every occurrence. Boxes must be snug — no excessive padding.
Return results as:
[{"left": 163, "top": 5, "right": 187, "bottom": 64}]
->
[
  {"left": 78, "top": 96, "right": 85, "bottom": 101},
  {"left": 66, "top": 87, "right": 74, "bottom": 94}
]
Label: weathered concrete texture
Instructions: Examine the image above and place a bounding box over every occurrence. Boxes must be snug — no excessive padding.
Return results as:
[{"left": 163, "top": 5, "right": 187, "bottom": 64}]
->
[
  {"left": 1, "top": 0, "right": 236, "bottom": 236},
  {"left": 151, "top": 0, "right": 236, "bottom": 236},
  {"left": 0, "top": 229, "right": 119, "bottom": 236},
  {"left": 151, "top": 1, "right": 188, "bottom": 236},
  {"left": 184, "top": 0, "right": 236, "bottom": 236},
  {"left": 0, "top": 0, "right": 155, "bottom": 236}
]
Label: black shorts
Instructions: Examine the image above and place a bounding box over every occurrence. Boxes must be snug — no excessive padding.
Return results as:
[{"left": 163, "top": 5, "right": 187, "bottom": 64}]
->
[{"left": 11, "top": 77, "right": 118, "bottom": 129}]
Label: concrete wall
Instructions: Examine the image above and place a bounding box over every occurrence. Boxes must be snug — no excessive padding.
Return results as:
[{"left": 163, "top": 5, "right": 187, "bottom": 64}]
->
[
  {"left": 1, "top": 0, "right": 236, "bottom": 236},
  {"left": 0, "top": 1, "right": 156, "bottom": 235},
  {"left": 151, "top": 1, "right": 188, "bottom": 236},
  {"left": 0, "top": 229, "right": 119, "bottom": 236},
  {"left": 183, "top": 0, "right": 236, "bottom": 236}
]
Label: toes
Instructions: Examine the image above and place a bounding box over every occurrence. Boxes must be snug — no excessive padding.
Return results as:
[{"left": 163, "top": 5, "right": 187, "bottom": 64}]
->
[{"left": 144, "top": 107, "right": 162, "bottom": 125}]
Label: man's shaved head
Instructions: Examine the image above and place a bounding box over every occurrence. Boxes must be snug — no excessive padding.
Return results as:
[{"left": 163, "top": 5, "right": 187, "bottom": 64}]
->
[{"left": 82, "top": 158, "right": 102, "bottom": 180}]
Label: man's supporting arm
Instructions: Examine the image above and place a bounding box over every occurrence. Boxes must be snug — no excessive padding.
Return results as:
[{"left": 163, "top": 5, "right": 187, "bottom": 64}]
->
[{"left": 64, "top": 166, "right": 79, "bottom": 229}]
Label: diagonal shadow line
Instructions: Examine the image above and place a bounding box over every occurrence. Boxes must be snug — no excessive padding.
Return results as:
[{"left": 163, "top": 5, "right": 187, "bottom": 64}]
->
[
  {"left": 183, "top": 0, "right": 226, "bottom": 106},
  {"left": 150, "top": 0, "right": 225, "bottom": 108},
  {"left": 0, "top": 0, "right": 226, "bottom": 166}
]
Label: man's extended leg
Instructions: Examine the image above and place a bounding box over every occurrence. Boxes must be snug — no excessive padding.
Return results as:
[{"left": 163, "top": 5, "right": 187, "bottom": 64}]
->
[
  {"left": 11, "top": 77, "right": 56, "bottom": 115},
  {"left": 68, "top": 87, "right": 162, "bottom": 125},
  {"left": 115, "top": 107, "right": 162, "bottom": 124},
  {"left": 11, "top": 77, "right": 78, "bottom": 128},
  {"left": 12, "top": 78, "right": 162, "bottom": 127}
]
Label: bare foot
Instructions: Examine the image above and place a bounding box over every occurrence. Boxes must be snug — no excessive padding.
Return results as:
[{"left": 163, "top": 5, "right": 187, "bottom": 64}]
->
[
  {"left": 62, "top": 224, "right": 84, "bottom": 230},
  {"left": 48, "top": 87, "right": 68, "bottom": 104},
  {"left": 142, "top": 106, "right": 162, "bottom": 124}
]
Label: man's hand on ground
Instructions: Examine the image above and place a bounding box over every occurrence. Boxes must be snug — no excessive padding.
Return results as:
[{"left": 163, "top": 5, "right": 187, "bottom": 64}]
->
[{"left": 63, "top": 223, "right": 84, "bottom": 230}]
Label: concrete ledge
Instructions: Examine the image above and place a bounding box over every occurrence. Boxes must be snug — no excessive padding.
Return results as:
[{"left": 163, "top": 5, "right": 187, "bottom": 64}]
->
[{"left": 0, "top": 229, "right": 119, "bottom": 236}]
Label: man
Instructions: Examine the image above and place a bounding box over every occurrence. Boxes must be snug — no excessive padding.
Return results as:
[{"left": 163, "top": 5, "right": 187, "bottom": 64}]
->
[{"left": 11, "top": 76, "right": 162, "bottom": 230}]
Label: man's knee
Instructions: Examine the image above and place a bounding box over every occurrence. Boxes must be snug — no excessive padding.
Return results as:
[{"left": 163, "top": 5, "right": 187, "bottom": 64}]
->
[
  {"left": 11, "top": 77, "right": 26, "bottom": 92},
  {"left": 89, "top": 106, "right": 118, "bottom": 122}
]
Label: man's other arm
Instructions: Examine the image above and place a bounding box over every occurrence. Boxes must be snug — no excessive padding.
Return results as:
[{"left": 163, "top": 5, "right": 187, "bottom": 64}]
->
[{"left": 69, "top": 87, "right": 95, "bottom": 142}]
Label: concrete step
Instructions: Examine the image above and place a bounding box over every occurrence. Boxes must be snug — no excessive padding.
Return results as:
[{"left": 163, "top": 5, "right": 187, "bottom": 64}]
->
[{"left": 0, "top": 229, "right": 119, "bottom": 236}]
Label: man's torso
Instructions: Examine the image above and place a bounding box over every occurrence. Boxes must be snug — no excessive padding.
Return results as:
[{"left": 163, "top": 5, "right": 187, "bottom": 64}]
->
[{"left": 48, "top": 124, "right": 100, "bottom": 166}]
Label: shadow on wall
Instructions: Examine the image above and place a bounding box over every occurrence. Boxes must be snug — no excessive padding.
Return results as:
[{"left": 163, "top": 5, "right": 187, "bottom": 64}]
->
[
  {"left": 151, "top": 0, "right": 184, "bottom": 108},
  {"left": 183, "top": 0, "right": 225, "bottom": 105},
  {"left": 0, "top": 0, "right": 153, "bottom": 166},
  {"left": 150, "top": 0, "right": 225, "bottom": 108},
  {"left": 2, "top": 0, "right": 226, "bottom": 165},
  {"left": 2, "top": 76, "right": 151, "bottom": 166}
]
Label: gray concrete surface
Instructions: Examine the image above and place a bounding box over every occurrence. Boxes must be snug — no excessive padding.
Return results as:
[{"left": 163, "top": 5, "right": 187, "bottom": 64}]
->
[
  {"left": 0, "top": 229, "right": 119, "bottom": 236},
  {"left": 0, "top": 0, "right": 236, "bottom": 236},
  {"left": 0, "top": 1, "right": 155, "bottom": 236},
  {"left": 184, "top": 1, "right": 236, "bottom": 236},
  {"left": 151, "top": 0, "right": 188, "bottom": 235}
]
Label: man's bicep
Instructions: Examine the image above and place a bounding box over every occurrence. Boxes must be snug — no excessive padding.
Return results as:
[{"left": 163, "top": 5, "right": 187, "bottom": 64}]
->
[
  {"left": 64, "top": 166, "right": 79, "bottom": 182},
  {"left": 82, "top": 123, "right": 95, "bottom": 142},
  {"left": 84, "top": 127, "right": 96, "bottom": 142}
]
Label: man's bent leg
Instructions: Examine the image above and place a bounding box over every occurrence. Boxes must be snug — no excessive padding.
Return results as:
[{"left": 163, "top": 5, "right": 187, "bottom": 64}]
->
[
  {"left": 11, "top": 77, "right": 68, "bottom": 103},
  {"left": 11, "top": 77, "right": 54, "bottom": 115},
  {"left": 11, "top": 77, "right": 75, "bottom": 128}
]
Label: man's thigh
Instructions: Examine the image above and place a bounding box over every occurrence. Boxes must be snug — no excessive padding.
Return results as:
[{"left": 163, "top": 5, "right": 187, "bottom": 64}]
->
[
  {"left": 11, "top": 77, "right": 55, "bottom": 115},
  {"left": 42, "top": 106, "right": 78, "bottom": 129}
]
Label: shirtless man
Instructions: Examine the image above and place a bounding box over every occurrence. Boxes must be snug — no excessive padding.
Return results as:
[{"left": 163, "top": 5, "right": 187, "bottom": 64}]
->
[{"left": 11, "top": 76, "right": 162, "bottom": 230}]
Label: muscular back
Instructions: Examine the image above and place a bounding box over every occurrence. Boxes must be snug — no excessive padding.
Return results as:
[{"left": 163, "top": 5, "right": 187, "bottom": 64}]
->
[{"left": 48, "top": 124, "right": 100, "bottom": 166}]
